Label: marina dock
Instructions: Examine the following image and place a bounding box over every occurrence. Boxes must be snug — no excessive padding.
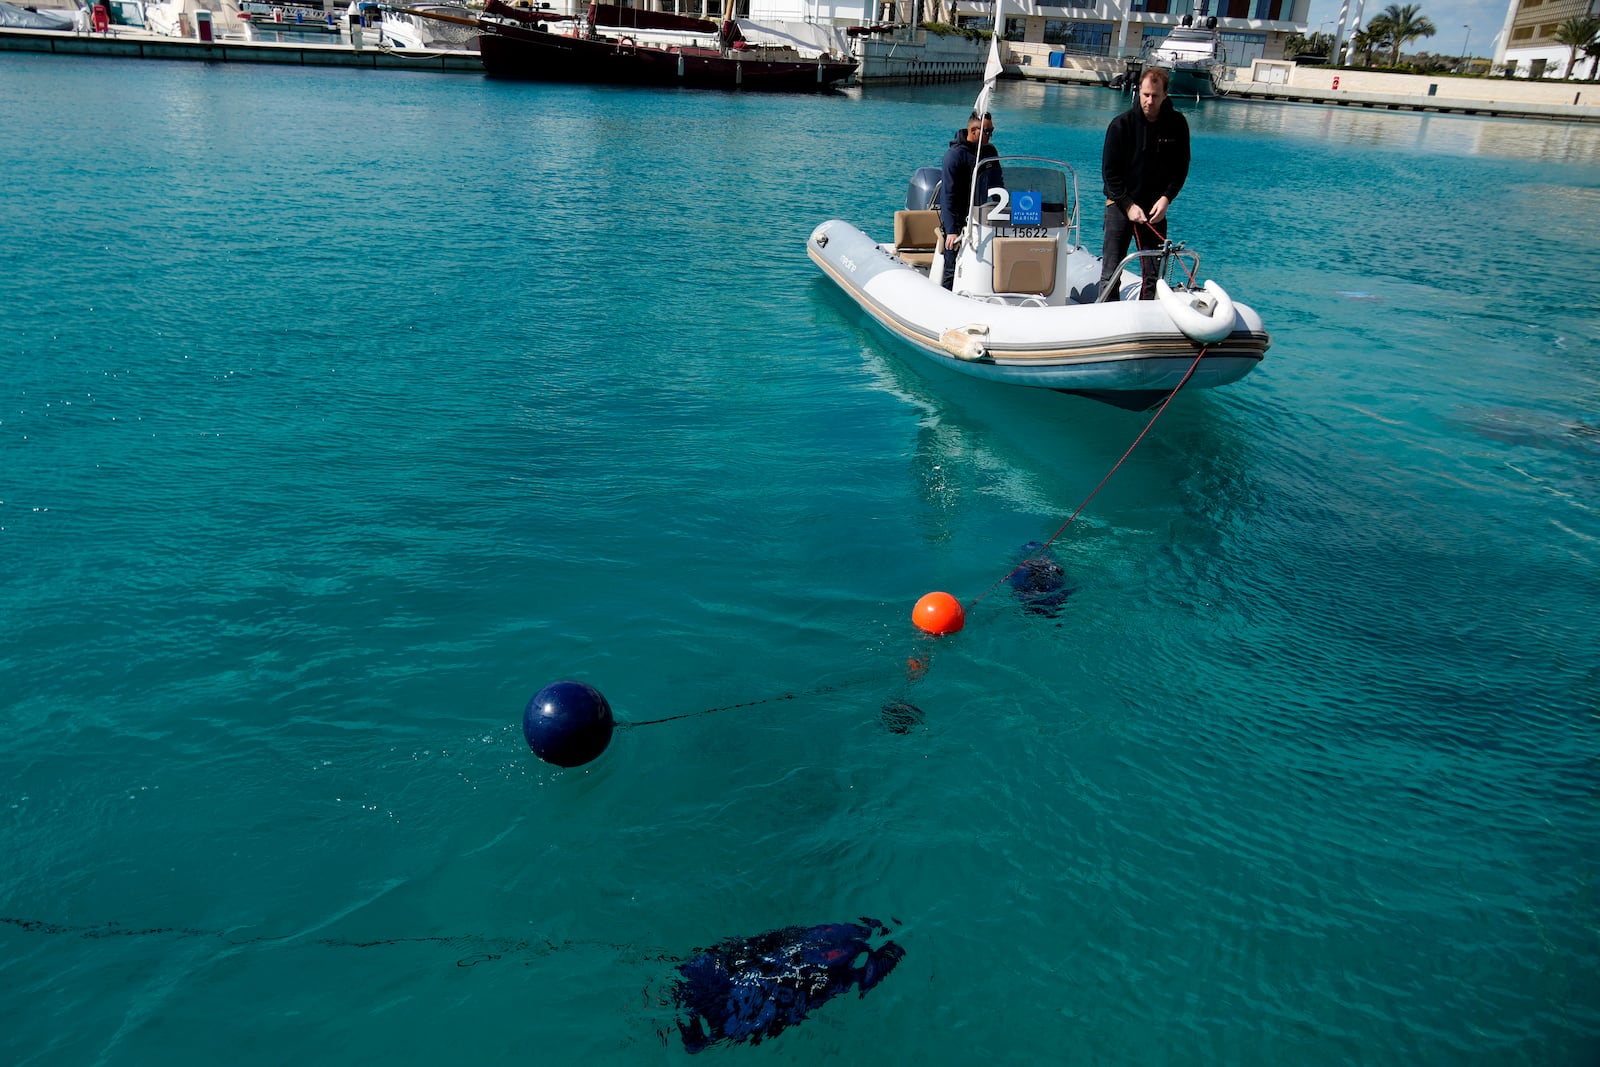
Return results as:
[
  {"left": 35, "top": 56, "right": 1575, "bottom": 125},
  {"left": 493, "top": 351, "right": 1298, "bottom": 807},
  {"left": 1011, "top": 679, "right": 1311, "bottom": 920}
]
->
[
  {"left": 6, "top": 22, "right": 1600, "bottom": 121},
  {"left": 0, "top": 24, "right": 482, "bottom": 71},
  {"left": 1003, "top": 43, "right": 1600, "bottom": 125}
]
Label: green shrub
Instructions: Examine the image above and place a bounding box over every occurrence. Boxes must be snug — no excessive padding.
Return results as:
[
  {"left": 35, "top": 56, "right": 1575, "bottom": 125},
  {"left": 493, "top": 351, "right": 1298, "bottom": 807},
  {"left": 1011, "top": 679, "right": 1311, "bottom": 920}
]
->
[{"left": 921, "top": 21, "right": 991, "bottom": 42}]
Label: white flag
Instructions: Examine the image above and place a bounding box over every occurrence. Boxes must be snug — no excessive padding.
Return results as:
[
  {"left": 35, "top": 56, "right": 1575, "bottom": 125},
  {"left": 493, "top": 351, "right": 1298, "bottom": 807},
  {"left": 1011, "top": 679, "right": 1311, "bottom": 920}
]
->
[{"left": 972, "top": 2, "right": 1004, "bottom": 122}]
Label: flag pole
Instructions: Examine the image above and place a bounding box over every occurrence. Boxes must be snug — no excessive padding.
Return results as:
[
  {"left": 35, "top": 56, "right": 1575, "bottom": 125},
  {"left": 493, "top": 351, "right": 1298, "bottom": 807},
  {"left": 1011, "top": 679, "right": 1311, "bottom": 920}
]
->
[{"left": 964, "top": 0, "right": 1005, "bottom": 244}]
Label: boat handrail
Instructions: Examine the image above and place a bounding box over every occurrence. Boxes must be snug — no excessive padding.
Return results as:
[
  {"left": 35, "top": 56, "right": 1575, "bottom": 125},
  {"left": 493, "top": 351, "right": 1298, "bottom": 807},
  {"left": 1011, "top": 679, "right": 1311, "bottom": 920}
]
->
[
  {"left": 981, "top": 293, "right": 1051, "bottom": 308},
  {"left": 1095, "top": 242, "right": 1202, "bottom": 303}
]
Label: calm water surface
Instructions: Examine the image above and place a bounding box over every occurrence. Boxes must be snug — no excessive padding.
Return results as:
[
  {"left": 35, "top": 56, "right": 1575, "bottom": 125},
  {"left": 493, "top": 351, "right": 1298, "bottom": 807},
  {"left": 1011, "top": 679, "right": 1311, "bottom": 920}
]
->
[{"left": 2, "top": 56, "right": 1598, "bottom": 1065}]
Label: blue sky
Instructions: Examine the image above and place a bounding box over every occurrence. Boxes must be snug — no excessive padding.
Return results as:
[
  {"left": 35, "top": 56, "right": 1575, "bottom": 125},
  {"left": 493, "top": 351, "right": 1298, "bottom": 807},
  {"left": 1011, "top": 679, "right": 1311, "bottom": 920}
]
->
[{"left": 1300, "top": 0, "right": 1508, "bottom": 58}]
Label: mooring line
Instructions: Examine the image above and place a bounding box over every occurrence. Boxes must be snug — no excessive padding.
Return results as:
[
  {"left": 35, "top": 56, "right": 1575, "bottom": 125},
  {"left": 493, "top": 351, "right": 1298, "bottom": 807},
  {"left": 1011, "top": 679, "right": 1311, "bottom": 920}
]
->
[
  {"left": 635, "top": 344, "right": 1208, "bottom": 723},
  {"left": 0, "top": 915, "right": 676, "bottom": 968},
  {"left": 627, "top": 672, "right": 884, "bottom": 728},
  {"left": 967, "top": 344, "right": 1209, "bottom": 611}
]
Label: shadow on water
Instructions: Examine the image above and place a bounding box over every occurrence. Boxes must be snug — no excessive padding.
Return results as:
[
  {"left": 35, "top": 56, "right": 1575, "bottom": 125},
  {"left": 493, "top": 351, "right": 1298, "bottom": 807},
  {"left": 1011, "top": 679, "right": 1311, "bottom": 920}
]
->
[{"left": 802, "top": 274, "right": 1260, "bottom": 563}]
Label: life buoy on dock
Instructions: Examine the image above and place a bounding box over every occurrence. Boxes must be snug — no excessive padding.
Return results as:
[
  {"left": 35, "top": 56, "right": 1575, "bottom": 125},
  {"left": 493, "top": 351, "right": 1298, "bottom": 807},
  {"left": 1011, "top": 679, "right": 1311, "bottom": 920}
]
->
[{"left": 1332, "top": 75, "right": 1340, "bottom": 90}]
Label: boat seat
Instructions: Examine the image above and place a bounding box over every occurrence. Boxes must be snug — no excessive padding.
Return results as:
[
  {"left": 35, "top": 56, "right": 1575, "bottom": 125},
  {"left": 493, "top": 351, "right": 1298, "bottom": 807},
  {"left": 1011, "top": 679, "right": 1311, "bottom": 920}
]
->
[
  {"left": 893, "top": 209, "right": 941, "bottom": 268},
  {"left": 992, "top": 236, "right": 1058, "bottom": 295}
]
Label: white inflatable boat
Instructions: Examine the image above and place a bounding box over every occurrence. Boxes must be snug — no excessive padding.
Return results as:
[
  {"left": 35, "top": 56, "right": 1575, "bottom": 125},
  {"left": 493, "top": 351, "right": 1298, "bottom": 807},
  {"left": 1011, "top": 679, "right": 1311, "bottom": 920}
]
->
[{"left": 807, "top": 155, "right": 1270, "bottom": 410}]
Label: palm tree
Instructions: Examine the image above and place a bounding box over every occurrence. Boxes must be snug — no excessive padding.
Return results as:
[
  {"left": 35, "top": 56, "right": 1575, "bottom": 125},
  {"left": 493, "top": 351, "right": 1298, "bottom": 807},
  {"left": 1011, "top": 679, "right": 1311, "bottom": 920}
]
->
[
  {"left": 1354, "top": 20, "right": 1392, "bottom": 67},
  {"left": 1376, "top": 3, "right": 1436, "bottom": 66},
  {"left": 1284, "top": 30, "right": 1333, "bottom": 58},
  {"left": 1553, "top": 15, "right": 1600, "bottom": 79}
]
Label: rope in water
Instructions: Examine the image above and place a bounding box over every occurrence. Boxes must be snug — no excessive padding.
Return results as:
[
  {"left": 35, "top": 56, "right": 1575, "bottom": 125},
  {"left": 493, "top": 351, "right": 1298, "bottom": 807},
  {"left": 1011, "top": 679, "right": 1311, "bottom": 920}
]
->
[
  {"left": 627, "top": 677, "right": 870, "bottom": 728},
  {"left": 628, "top": 335, "right": 1212, "bottom": 727},
  {"left": 627, "top": 337, "right": 1211, "bottom": 733},
  {"left": 967, "top": 342, "right": 1209, "bottom": 610},
  {"left": 0, "top": 915, "right": 677, "bottom": 968}
]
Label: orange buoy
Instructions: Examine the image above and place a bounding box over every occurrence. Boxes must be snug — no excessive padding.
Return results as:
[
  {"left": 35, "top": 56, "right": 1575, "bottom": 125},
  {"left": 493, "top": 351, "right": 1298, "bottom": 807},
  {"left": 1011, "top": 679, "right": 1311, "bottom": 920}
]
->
[{"left": 912, "top": 591, "right": 965, "bottom": 635}]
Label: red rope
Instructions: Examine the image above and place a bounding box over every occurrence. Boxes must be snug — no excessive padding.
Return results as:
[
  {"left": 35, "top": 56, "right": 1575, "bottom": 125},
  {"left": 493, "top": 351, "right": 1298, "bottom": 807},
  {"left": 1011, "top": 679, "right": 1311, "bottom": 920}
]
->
[
  {"left": 1135, "top": 217, "right": 1198, "bottom": 287},
  {"left": 967, "top": 343, "right": 1210, "bottom": 610}
]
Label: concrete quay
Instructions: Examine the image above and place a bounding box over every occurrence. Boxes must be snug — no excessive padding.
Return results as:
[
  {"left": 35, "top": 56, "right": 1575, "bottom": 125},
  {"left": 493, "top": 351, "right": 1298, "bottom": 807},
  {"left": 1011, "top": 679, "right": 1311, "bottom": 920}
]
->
[
  {"left": 1003, "top": 43, "right": 1600, "bottom": 125},
  {"left": 0, "top": 21, "right": 975, "bottom": 82},
  {"left": 0, "top": 25, "right": 482, "bottom": 72},
  {"left": 1217, "top": 80, "right": 1600, "bottom": 124}
]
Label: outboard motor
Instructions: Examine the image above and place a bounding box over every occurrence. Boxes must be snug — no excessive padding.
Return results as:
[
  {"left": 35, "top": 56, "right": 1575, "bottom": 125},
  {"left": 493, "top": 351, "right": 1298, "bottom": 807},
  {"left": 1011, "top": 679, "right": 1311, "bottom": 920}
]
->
[
  {"left": 1207, "top": 15, "right": 1217, "bottom": 28},
  {"left": 1181, "top": 13, "right": 1192, "bottom": 26},
  {"left": 905, "top": 167, "right": 941, "bottom": 212}
]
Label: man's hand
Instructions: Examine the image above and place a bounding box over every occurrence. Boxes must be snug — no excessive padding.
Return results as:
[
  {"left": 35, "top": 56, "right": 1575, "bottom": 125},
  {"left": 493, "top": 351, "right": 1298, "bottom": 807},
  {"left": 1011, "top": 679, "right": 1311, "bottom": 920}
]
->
[
  {"left": 945, "top": 233, "right": 961, "bottom": 250},
  {"left": 1126, "top": 204, "right": 1148, "bottom": 224},
  {"left": 1147, "top": 196, "right": 1170, "bottom": 224}
]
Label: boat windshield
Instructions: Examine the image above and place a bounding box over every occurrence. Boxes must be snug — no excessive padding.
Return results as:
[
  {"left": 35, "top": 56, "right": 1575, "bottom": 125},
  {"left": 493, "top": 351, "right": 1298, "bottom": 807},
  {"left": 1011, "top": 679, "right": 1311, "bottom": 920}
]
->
[{"left": 973, "top": 158, "right": 1074, "bottom": 230}]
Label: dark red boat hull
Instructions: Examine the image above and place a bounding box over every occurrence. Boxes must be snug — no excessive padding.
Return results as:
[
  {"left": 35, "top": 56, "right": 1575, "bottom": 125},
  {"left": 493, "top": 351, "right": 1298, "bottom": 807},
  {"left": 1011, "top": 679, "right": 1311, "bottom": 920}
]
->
[{"left": 476, "top": 20, "right": 856, "bottom": 92}]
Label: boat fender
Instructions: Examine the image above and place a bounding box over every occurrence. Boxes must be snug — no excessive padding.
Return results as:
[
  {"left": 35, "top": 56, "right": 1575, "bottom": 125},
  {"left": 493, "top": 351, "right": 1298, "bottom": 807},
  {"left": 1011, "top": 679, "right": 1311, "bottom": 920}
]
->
[
  {"left": 939, "top": 324, "right": 990, "bottom": 361},
  {"left": 1156, "top": 278, "right": 1237, "bottom": 344}
]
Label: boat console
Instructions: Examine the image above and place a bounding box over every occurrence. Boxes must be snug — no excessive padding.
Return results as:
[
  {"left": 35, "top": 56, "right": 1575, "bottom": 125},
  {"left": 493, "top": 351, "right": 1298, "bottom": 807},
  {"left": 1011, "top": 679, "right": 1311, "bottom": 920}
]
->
[{"left": 928, "top": 156, "right": 1095, "bottom": 307}]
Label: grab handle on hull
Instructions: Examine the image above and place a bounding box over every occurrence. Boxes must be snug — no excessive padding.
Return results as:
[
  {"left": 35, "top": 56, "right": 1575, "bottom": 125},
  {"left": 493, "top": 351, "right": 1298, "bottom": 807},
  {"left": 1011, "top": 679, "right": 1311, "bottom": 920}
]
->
[{"left": 939, "top": 324, "right": 990, "bottom": 361}]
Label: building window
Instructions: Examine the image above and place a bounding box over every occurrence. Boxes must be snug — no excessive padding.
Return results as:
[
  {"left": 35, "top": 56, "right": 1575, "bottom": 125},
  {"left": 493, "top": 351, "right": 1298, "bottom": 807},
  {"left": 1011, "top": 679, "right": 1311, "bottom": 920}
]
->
[
  {"left": 1511, "top": 25, "right": 1533, "bottom": 39},
  {"left": 1045, "top": 18, "right": 1113, "bottom": 53},
  {"left": 1220, "top": 29, "right": 1266, "bottom": 64}
]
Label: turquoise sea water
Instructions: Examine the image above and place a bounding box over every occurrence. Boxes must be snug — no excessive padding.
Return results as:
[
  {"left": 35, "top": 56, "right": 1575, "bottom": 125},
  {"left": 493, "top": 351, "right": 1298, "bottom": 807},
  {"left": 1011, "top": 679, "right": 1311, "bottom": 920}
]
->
[{"left": 2, "top": 55, "right": 1598, "bottom": 1064}]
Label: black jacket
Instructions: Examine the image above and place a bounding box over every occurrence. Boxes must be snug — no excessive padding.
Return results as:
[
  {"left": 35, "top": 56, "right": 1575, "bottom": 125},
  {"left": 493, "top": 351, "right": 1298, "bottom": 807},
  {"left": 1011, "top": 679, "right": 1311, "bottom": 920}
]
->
[
  {"left": 939, "top": 130, "right": 1002, "bottom": 236},
  {"left": 1101, "top": 98, "right": 1190, "bottom": 211}
]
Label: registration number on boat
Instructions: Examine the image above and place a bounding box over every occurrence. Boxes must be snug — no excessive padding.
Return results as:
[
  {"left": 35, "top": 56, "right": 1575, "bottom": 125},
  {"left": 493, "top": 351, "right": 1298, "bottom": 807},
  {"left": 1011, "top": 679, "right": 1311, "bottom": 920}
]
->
[{"left": 996, "top": 226, "right": 1049, "bottom": 239}]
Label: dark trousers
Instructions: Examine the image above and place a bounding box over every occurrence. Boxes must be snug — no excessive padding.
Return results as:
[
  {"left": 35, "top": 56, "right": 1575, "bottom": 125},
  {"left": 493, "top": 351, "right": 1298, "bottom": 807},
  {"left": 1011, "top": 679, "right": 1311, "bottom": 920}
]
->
[
  {"left": 940, "top": 236, "right": 958, "bottom": 290},
  {"left": 1098, "top": 204, "right": 1166, "bottom": 301}
]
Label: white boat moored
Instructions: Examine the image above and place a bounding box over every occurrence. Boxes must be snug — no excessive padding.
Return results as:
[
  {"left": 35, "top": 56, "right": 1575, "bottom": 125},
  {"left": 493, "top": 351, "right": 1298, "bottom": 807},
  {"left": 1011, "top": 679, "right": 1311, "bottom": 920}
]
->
[{"left": 1143, "top": 15, "right": 1228, "bottom": 99}]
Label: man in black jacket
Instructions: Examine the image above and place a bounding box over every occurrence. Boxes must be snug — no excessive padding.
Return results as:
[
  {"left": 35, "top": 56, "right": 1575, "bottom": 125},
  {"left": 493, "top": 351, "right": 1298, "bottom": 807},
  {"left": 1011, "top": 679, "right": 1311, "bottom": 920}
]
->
[
  {"left": 937, "top": 112, "right": 1001, "bottom": 290},
  {"left": 1098, "top": 67, "right": 1190, "bottom": 301}
]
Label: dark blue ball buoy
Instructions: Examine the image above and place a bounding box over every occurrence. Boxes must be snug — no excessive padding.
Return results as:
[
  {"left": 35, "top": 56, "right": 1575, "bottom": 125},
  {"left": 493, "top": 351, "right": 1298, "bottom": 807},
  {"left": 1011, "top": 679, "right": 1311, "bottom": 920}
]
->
[{"left": 523, "top": 680, "right": 615, "bottom": 767}]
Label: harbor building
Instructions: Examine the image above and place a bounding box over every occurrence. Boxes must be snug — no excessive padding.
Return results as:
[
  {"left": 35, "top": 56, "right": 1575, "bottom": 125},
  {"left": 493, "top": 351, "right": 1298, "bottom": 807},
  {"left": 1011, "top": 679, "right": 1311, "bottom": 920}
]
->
[{"left": 1492, "top": 0, "right": 1600, "bottom": 78}]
